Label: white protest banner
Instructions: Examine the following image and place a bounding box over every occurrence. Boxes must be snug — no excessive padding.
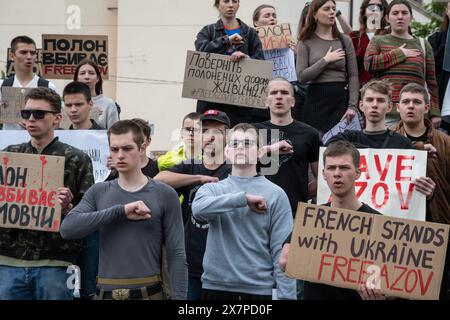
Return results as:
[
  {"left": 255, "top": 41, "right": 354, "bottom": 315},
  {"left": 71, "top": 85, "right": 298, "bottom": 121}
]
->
[
  {"left": 263, "top": 48, "right": 297, "bottom": 82},
  {"left": 0, "top": 130, "right": 110, "bottom": 183},
  {"left": 0, "top": 152, "right": 64, "bottom": 232},
  {"left": 322, "top": 116, "right": 362, "bottom": 145},
  {"left": 182, "top": 51, "right": 273, "bottom": 108},
  {"left": 286, "top": 203, "right": 449, "bottom": 300},
  {"left": 42, "top": 34, "right": 108, "bottom": 79},
  {"left": 317, "top": 147, "right": 428, "bottom": 221},
  {"left": 256, "top": 23, "right": 292, "bottom": 50}
]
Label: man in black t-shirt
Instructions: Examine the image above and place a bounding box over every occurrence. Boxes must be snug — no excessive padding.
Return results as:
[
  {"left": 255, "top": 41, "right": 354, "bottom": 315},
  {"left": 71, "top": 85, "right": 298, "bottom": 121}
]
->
[
  {"left": 279, "top": 141, "right": 385, "bottom": 300},
  {"left": 155, "top": 110, "right": 231, "bottom": 300},
  {"left": 255, "top": 78, "right": 321, "bottom": 215},
  {"left": 326, "top": 80, "right": 413, "bottom": 149}
]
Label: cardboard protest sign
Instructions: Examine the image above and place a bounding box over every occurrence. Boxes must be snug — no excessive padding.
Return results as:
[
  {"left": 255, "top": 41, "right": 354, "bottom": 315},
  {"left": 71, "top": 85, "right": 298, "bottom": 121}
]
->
[
  {"left": 7, "top": 48, "right": 43, "bottom": 77},
  {"left": 256, "top": 23, "right": 292, "bottom": 50},
  {"left": 322, "top": 116, "right": 362, "bottom": 145},
  {"left": 263, "top": 48, "right": 297, "bottom": 82},
  {"left": 0, "top": 87, "right": 32, "bottom": 124},
  {"left": 182, "top": 51, "right": 273, "bottom": 109},
  {"left": 317, "top": 147, "right": 427, "bottom": 221},
  {"left": 0, "top": 152, "right": 64, "bottom": 232},
  {"left": 41, "top": 34, "right": 108, "bottom": 79},
  {"left": 286, "top": 203, "right": 449, "bottom": 300},
  {"left": 0, "top": 130, "right": 110, "bottom": 183}
]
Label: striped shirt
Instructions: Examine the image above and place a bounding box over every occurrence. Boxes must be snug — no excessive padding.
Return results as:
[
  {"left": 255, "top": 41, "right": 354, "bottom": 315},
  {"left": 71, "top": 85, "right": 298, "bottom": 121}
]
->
[{"left": 364, "top": 34, "right": 440, "bottom": 117}]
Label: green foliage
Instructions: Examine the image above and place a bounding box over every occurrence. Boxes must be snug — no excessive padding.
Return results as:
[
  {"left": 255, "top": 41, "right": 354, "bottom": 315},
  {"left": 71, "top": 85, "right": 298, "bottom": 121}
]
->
[{"left": 411, "top": 1, "right": 445, "bottom": 38}]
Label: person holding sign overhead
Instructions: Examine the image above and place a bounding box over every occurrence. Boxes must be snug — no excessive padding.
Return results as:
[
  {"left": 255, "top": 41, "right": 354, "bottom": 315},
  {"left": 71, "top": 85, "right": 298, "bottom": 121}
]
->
[
  {"left": 279, "top": 141, "right": 389, "bottom": 300},
  {"left": 74, "top": 59, "right": 119, "bottom": 129},
  {"left": 0, "top": 87, "right": 94, "bottom": 300},
  {"left": 195, "top": 0, "right": 264, "bottom": 127},
  {"left": 1, "top": 36, "right": 57, "bottom": 130}
]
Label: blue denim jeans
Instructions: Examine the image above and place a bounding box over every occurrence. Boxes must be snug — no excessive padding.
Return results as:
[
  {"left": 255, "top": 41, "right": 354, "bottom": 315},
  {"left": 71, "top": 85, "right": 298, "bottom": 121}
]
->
[
  {"left": 187, "top": 276, "right": 203, "bottom": 300},
  {"left": 0, "top": 265, "right": 73, "bottom": 300},
  {"left": 76, "top": 231, "right": 99, "bottom": 300}
]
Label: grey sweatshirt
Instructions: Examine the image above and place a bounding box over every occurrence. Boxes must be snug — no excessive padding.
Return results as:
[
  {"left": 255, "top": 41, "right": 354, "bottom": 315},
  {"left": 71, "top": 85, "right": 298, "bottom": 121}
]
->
[
  {"left": 192, "top": 175, "right": 296, "bottom": 299},
  {"left": 60, "top": 179, "right": 187, "bottom": 299},
  {"left": 92, "top": 94, "right": 119, "bottom": 129}
]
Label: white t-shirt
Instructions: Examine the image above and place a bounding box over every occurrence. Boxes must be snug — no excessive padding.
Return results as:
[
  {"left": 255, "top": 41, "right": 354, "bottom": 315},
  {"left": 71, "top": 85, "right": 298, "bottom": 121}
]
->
[
  {"left": 367, "top": 32, "right": 375, "bottom": 41},
  {"left": 0, "top": 75, "right": 57, "bottom": 130}
]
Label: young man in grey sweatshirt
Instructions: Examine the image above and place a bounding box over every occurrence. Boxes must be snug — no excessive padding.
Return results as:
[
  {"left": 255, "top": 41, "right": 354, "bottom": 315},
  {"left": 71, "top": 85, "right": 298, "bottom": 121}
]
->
[
  {"left": 60, "top": 120, "right": 187, "bottom": 300},
  {"left": 192, "top": 123, "right": 296, "bottom": 300}
]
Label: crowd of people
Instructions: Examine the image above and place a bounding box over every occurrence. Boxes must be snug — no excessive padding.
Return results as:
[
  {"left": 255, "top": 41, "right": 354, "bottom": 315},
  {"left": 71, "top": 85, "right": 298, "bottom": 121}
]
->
[{"left": 0, "top": 0, "right": 449, "bottom": 301}]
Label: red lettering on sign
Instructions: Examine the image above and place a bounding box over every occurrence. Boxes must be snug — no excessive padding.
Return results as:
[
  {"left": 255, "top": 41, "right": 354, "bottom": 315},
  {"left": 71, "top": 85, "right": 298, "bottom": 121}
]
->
[
  {"left": 395, "top": 155, "right": 414, "bottom": 181},
  {"left": 359, "top": 155, "right": 370, "bottom": 180},
  {"left": 371, "top": 182, "right": 389, "bottom": 209},
  {"left": 374, "top": 154, "right": 393, "bottom": 181}
]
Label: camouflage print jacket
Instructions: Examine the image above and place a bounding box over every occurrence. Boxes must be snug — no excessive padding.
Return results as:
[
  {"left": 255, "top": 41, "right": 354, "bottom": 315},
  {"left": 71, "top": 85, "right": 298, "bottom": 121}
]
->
[{"left": 0, "top": 137, "right": 94, "bottom": 263}]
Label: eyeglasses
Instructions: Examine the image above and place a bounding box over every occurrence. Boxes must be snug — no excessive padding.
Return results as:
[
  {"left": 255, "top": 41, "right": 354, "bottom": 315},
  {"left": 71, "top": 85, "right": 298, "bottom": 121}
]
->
[
  {"left": 182, "top": 127, "right": 200, "bottom": 134},
  {"left": 229, "top": 139, "right": 257, "bottom": 148},
  {"left": 20, "top": 109, "right": 59, "bottom": 120},
  {"left": 367, "top": 4, "right": 383, "bottom": 12}
]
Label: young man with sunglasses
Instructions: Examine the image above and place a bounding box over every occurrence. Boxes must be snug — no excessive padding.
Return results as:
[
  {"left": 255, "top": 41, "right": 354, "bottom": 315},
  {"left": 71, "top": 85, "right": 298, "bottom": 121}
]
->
[
  {"left": 155, "top": 109, "right": 231, "bottom": 300},
  {"left": 192, "top": 123, "right": 296, "bottom": 300},
  {"left": 1, "top": 36, "right": 57, "bottom": 130},
  {"left": 0, "top": 87, "right": 94, "bottom": 300}
]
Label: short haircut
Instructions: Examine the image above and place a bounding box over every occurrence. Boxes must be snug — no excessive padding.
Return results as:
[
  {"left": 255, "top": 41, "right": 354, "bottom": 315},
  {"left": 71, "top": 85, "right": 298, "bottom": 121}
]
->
[
  {"left": 228, "top": 123, "right": 259, "bottom": 147},
  {"left": 131, "top": 118, "right": 151, "bottom": 140},
  {"left": 74, "top": 59, "right": 103, "bottom": 95},
  {"left": 267, "top": 77, "right": 294, "bottom": 96},
  {"left": 11, "top": 36, "right": 36, "bottom": 53},
  {"left": 399, "top": 83, "right": 429, "bottom": 105},
  {"left": 63, "top": 81, "right": 92, "bottom": 102},
  {"left": 214, "top": 0, "right": 239, "bottom": 7},
  {"left": 25, "top": 87, "right": 62, "bottom": 113},
  {"left": 252, "top": 4, "right": 275, "bottom": 26},
  {"left": 182, "top": 112, "right": 201, "bottom": 127},
  {"left": 387, "top": 0, "right": 412, "bottom": 17},
  {"left": 360, "top": 79, "right": 392, "bottom": 101},
  {"left": 107, "top": 120, "right": 144, "bottom": 148},
  {"left": 323, "top": 140, "right": 360, "bottom": 168}
]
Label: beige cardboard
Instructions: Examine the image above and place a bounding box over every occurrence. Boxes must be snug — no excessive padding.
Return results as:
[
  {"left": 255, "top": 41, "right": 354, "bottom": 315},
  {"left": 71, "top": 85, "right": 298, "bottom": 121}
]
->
[
  {"left": 0, "top": 152, "right": 65, "bottom": 232},
  {"left": 0, "top": 87, "right": 32, "bottom": 124},
  {"left": 182, "top": 51, "right": 273, "bottom": 109},
  {"left": 256, "top": 23, "right": 292, "bottom": 50},
  {"left": 286, "top": 203, "right": 449, "bottom": 300},
  {"left": 41, "top": 34, "right": 108, "bottom": 80}
]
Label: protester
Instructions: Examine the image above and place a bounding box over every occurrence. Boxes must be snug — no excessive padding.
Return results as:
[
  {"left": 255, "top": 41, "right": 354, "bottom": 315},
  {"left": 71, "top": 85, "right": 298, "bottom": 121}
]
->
[
  {"left": 195, "top": 0, "right": 264, "bottom": 126},
  {"left": 1, "top": 36, "right": 57, "bottom": 130},
  {"left": 63, "top": 81, "right": 102, "bottom": 299},
  {"left": 393, "top": 83, "right": 450, "bottom": 300},
  {"left": 74, "top": 59, "right": 119, "bottom": 129},
  {"left": 349, "top": 0, "right": 389, "bottom": 87},
  {"left": 0, "top": 87, "right": 94, "bottom": 300},
  {"left": 297, "top": 0, "right": 359, "bottom": 134},
  {"left": 364, "top": 0, "right": 441, "bottom": 128},
  {"left": 155, "top": 110, "right": 231, "bottom": 300},
  {"left": 192, "top": 123, "right": 296, "bottom": 300},
  {"left": 60, "top": 120, "right": 187, "bottom": 300},
  {"left": 279, "top": 140, "right": 385, "bottom": 300},
  {"left": 157, "top": 112, "right": 202, "bottom": 172}
]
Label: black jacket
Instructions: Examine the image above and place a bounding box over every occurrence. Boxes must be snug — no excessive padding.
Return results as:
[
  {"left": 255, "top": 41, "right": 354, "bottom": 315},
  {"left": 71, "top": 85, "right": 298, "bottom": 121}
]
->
[
  {"left": 195, "top": 18, "right": 264, "bottom": 59},
  {"left": 428, "top": 30, "right": 450, "bottom": 109}
]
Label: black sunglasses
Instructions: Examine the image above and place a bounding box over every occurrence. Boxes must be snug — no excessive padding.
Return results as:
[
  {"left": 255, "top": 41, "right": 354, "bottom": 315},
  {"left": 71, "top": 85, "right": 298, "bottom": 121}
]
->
[{"left": 21, "top": 109, "right": 59, "bottom": 120}]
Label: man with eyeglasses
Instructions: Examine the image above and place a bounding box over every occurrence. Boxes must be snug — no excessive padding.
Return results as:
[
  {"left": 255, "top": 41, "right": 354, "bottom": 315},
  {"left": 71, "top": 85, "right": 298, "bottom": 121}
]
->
[
  {"left": 0, "top": 87, "right": 94, "bottom": 300},
  {"left": 191, "top": 123, "right": 296, "bottom": 300},
  {"left": 155, "top": 109, "right": 231, "bottom": 300},
  {"left": 157, "top": 112, "right": 202, "bottom": 172},
  {"left": 1, "top": 36, "right": 57, "bottom": 130}
]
